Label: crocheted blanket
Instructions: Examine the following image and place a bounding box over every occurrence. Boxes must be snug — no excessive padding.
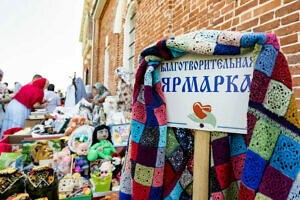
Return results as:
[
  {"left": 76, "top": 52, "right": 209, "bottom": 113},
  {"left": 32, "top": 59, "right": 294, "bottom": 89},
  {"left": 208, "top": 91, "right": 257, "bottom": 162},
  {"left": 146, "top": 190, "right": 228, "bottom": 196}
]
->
[{"left": 119, "top": 30, "right": 300, "bottom": 200}]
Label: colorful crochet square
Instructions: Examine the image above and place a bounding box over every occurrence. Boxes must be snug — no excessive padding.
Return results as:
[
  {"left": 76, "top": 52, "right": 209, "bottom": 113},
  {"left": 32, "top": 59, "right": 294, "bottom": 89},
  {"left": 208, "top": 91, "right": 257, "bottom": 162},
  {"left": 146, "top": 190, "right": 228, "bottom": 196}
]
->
[
  {"left": 231, "top": 153, "right": 246, "bottom": 180},
  {"left": 249, "top": 119, "right": 280, "bottom": 160},
  {"left": 241, "top": 150, "right": 267, "bottom": 191},
  {"left": 118, "top": 30, "right": 300, "bottom": 200},
  {"left": 249, "top": 71, "right": 270, "bottom": 103},
  {"left": 254, "top": 44, "right": 278, "bottom": 77},
  {"left": 134, "top": 163, "right": 155, "bottom": 187},
  {"left": 258, "top": 166, "right": 293, "bottom": 200},
  {"left": 270, "top": 134, "right": 300, "bottom": 179},
  {"left": 263, "top": 80, "right": 292, "bottom": 116}
]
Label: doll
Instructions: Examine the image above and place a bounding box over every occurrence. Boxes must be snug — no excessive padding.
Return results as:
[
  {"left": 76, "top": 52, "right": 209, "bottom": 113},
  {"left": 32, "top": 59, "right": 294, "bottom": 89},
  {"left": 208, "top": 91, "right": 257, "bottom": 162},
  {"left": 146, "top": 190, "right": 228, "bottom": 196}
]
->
[
  {"left": 87, "top": 125, "right": 116, "bottom": 161},
  {"left": 111, "top": 153, "right": 122, "bottom": 179},
  {"left": 53, "top": 147, "right": 72, "bottom": 178},
  {"left": 74, "top": 142, "right": 89, "bottom": 179}
]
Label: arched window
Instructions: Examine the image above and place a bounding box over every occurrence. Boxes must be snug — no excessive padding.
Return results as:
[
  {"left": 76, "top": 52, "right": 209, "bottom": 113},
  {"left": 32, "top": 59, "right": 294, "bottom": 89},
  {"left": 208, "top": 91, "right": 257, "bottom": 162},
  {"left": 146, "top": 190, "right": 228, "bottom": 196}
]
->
[{"left": 123, "top": 2, "right": 135, "bottom": 84}]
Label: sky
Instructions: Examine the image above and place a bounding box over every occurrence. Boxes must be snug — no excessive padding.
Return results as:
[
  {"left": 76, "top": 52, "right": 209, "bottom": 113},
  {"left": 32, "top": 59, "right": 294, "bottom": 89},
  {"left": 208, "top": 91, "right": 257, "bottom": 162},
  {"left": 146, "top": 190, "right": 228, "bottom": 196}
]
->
[{"left": 0, "top": 0, "right": 84, "bottom": 92}]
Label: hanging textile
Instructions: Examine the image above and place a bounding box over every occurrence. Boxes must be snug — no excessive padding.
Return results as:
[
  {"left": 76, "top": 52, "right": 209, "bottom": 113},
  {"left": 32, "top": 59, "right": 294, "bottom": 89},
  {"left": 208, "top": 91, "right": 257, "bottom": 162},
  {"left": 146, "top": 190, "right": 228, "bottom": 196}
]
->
[
  {"left": 119, "top": 30, "right": 300, "bottom": 200},
  {"left": 65, "top": 85, "right": 76, "bottom": 108},
  {"left": 74, "top": 78, "right": 87, "bottom": 104}
]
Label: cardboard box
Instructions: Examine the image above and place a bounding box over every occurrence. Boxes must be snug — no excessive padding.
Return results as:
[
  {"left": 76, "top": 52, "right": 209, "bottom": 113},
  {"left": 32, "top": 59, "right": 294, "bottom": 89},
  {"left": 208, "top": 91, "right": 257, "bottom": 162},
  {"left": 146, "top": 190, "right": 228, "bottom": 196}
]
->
[
  {"left": 25, "top": 119, "right": 43, "bottom": 128},
  {"left": 6, "top": 135, "right": 32, "bottom": 152},
  {"left": 7, "top": 134, "right": 32, "bottom": 144}
]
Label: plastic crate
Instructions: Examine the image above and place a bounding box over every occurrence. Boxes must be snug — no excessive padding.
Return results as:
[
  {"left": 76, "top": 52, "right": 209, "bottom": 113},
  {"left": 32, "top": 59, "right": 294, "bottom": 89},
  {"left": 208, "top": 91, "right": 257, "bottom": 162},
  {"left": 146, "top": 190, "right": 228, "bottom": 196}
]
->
[{"left": 61, "top": 195, "right": 92, "bottom": 200}]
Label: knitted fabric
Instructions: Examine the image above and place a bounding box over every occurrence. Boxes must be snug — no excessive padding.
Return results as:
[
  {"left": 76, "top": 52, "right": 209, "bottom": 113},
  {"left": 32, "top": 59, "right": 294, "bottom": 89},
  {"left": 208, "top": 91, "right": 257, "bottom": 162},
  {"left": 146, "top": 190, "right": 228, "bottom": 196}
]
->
[{"left": 119, "top": 30, "right": 300, "bottom": 200}]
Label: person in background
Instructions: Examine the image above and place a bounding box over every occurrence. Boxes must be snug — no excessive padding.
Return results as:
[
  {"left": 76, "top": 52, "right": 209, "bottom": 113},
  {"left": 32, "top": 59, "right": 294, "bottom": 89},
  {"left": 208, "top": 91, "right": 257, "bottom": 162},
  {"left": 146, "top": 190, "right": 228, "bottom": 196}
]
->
[
  {"left": 57, "top": 90, "right": 64, "bottom": 106},
  {"left": 31, "top": 74, "right": 42, "bottom": 83},
  {"left": 0, "top": 70, "right": 11, "bottom": 129},
  {"left": 1, "top": 78, "right": 49, "bottom": 136},
  {"left": 114, "top": 66, "right": 133, "bottom": 114},
  {"left": 85, "top": 85, "right": 93, "bottom": 99},
  {"left": 92, "top": 83, "right": 111, "bottom": 105},
  {"left": 3, "top": 83, "right": 9, "bottom": 95},
  {"left": 14, "top": 82, "right": 22, "bottom": 95},
  {"left": 44, "top": 84, "right": 60, "bottom": 112}
]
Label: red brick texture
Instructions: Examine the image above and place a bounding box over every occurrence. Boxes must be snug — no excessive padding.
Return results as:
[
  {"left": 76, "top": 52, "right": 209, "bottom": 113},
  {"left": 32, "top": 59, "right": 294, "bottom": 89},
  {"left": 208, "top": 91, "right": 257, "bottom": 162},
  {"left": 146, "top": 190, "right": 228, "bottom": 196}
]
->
[{"left": 92, "top": 0, "right": 300, "bottom": 113}]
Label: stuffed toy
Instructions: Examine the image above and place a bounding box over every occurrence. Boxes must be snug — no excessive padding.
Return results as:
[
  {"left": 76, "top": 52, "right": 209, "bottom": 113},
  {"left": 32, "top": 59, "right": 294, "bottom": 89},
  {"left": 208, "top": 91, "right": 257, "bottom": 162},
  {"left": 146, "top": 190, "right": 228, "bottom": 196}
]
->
[
  {"left": 65, "top": 117, "right": 89, "bottom": 136},
  {"left": 87, "top": 125, "right": 116, "bottom": 161},
  {"left": 65, "top": 118, "right": 79, "bottom": 136},
  {"left": 111, "top": 153, "right": 122, "bottom": 179},
  {"left": 53, "top": 147, "right": 72, "bottom": 178},
  {"left": 74, "top": 142, "right": 89, "bottom": 179},
  {"left": 31, "top": 141, "right": 54, "bottom": 165},
  {"left": 99, "top": 160, "right": 113, "bottom": 178}
]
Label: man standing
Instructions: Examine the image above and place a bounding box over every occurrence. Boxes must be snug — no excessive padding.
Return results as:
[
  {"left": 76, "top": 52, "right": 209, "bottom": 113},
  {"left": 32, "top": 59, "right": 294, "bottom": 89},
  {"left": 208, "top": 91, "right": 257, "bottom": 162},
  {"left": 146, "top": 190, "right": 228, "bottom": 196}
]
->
[{"left": 44, "top": 84, "right": 60, "bottom": 112}]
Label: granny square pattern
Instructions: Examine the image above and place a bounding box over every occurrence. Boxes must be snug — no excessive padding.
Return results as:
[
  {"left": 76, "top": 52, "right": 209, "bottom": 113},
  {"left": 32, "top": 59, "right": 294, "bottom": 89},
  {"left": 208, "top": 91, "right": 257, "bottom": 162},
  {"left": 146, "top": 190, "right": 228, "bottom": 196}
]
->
[{"left": 119, "top": 30, "right": 300, "bottom": 200}]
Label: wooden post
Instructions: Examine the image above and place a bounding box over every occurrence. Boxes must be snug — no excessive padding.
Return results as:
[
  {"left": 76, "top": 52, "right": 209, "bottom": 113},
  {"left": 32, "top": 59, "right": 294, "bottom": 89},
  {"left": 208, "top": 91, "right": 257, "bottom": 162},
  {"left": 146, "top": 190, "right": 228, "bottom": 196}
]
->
[{"left": 193, "top": 130, "right": 210, "bottom": 200}]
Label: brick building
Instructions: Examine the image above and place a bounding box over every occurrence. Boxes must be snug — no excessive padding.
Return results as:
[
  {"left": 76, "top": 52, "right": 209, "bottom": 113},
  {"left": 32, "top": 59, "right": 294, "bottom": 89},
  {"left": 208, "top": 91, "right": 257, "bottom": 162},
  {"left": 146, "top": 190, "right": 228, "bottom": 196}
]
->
[{"left": 80, "top": 0, "right": 300, "bottom": 113}]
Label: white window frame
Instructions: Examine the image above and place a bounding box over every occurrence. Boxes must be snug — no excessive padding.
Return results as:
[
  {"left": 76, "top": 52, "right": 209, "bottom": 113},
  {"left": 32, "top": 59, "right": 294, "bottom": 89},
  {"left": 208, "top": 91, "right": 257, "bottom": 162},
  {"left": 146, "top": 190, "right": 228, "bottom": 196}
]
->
[
  {"left": 104, "top": 46, "right": 109, "bottom": 88},
  {"left": 123, "top": 1, "right": 136, "bottom": 84}
]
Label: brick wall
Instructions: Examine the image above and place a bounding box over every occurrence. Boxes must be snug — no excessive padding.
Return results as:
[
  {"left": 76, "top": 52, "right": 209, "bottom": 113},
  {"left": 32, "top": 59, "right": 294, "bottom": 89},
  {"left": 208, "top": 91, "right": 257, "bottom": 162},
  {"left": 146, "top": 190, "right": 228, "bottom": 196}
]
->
[
  {"left": 93, "top": 0, "right": 123, "bottom": 94},
  {"left": 93, "top": 0, "right": 300, "bottom": 113}
]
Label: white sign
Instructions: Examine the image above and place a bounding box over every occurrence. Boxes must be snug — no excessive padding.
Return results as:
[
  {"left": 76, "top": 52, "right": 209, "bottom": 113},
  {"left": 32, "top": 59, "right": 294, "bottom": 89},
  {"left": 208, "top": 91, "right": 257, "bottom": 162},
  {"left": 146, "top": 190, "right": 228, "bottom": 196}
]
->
[{"left": 159, "top": 52, "right": 254, "bottom": 134}]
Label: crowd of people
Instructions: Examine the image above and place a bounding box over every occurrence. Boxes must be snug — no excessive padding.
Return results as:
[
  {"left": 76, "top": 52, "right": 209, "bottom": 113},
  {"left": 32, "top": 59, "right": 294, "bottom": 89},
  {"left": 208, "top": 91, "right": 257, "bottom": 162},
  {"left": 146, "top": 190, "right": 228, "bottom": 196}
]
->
[{"left": 0, "top": 66, "right": 133, "bottom": 138}]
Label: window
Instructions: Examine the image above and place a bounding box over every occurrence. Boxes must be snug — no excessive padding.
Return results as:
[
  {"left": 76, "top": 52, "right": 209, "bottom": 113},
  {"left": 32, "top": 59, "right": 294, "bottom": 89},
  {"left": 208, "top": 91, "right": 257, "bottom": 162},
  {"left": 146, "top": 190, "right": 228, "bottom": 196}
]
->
[
  {"left": 128, "top": 10, "right": 135, "bottom": 75},
  {"left": 104, "top": 46, "right": 109, "bottom": 88},
  {"left": 123, "top": 2, "right": 135, "bottom": 84}
]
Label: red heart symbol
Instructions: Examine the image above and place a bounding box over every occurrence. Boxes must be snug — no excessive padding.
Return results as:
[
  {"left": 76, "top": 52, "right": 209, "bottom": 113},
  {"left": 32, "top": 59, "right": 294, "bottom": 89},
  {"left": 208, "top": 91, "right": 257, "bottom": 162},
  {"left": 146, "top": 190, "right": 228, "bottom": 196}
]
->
[{"left": 193, "top": 102, "right": 211, "bottom": 119}]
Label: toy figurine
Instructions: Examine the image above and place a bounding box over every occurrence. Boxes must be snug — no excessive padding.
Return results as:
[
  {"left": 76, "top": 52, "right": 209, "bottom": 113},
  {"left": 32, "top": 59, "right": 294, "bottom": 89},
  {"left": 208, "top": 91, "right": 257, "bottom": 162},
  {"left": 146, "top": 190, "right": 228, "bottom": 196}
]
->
[
  {"left": 111, "top": 153, "right": 122, "bottom": 179},
  {"left": 87, "top": 125, "right": 116, "bottom": 161},
  {"left": 53, "top": 147, "right": 72, "bottom": 178},
  {"left": 74, "top": 142, "right": 89, "bottom": 179}
]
